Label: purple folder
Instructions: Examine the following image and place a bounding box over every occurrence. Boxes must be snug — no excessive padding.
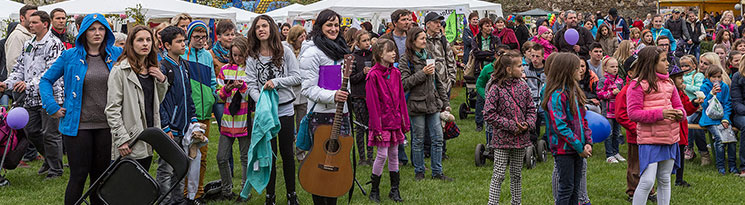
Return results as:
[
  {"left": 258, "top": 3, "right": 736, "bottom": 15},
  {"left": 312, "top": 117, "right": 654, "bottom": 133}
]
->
[{"left": 318, "top": 65, "right": 342, "bottom": 90}]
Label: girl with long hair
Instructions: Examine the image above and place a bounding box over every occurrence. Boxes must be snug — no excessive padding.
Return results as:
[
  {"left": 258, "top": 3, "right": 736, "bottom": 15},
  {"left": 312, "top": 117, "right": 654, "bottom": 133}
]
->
[
  {"left": 637, "top": 29, "right": 654, "bottom": 50},
  {"left": 614, "top": 40, "right": 635, "bottom": 78},
  {"left": 596, "top": 24, "right": 618, "bottom": 56},
  {"left": 350, "top": 30, "right": 375, "bottom": 166}
]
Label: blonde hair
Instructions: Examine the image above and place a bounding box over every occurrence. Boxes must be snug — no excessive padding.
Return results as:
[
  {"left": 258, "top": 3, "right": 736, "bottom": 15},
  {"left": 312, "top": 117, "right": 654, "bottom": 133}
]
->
[
  {"left": 613, "top": 40, "right": 634, "bottom": 66},
  {"left": 701, "top": 52, "right": 731, "bottom": 85},
  {"left": 170, "top": 13, "right": 193, "bottom": 26},
  {"left": 600, "top": 56, "right": 618, "bottom": 76},
  {"left": 630, "top": 27, "right": 641, "bottom": 39}
]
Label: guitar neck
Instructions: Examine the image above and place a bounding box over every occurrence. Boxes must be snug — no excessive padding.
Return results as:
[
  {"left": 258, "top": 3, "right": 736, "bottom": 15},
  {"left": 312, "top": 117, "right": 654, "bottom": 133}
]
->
[{"left": 331, "top": 76, "right": 349, "bottom": 138}]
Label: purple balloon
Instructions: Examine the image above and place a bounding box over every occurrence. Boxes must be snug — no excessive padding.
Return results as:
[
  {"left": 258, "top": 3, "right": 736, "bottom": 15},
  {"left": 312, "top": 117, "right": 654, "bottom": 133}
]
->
[
  {"left": 564, "top": 28, "right": 579, "bottom": 45},
  {"left": 7, "top": 107, "right": 29, "bottom": 130}
]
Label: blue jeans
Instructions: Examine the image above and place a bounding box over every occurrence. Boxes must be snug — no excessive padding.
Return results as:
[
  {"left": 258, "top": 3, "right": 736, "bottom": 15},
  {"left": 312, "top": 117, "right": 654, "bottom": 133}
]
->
[
  {"left": 605, "top": 118, "right": 621, "bottom": 158},
  {"left": 706, "top": 125, "right": 739, "bottom": 172},
  {"left": 411, "top": 113, "right": 443, "bottom": 175},
  {"left": 0, "top": 94, "right": 9, "bottom": 108},
  {"left": 475, "top": 95, "right": 485, "bottom": 128},
  {"left": 728, "top": 115, "right": 745, "bottom": 172}
]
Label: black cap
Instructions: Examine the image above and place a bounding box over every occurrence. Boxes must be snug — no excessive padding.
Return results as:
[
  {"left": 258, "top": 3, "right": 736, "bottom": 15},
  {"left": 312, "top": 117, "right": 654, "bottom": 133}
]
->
[
  {"left": 609, "top": 8, "right": 618, "bottom": 17},
  {"left": 673, "top": 9, "right": 681, "bottom": 14},
  {"left": 424, "top": 12, "right": 444, "bottom": 23}
]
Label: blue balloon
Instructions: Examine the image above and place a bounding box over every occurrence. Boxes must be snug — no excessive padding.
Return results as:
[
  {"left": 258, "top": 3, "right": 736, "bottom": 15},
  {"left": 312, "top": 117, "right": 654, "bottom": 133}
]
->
[{"left": 584, "top": 111, "right": 611, "bottom": 143}]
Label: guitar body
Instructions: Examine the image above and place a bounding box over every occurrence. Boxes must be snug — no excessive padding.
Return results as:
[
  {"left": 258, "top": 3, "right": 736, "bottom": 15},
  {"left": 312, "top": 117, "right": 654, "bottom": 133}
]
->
[{"left": 298, "top": 124, "right": 354, "bottom": 197}]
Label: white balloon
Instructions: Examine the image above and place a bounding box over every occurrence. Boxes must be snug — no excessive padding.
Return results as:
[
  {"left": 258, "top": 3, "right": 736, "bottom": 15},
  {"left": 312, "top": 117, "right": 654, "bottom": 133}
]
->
[{"left": 736, "top": 4, "right": 742, "bottom": 10}]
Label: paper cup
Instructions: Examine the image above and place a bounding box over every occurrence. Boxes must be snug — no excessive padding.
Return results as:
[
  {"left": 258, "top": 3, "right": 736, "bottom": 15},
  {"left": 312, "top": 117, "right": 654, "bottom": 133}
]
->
[{"left": 426, "top": 59, "right": 436, "bottom": 66}]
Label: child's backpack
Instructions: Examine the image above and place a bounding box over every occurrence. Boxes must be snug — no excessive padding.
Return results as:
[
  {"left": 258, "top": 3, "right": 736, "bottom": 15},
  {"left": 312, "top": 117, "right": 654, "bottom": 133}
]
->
[{"left": 0, "top": 107, "right": 29, "bottom": 170}]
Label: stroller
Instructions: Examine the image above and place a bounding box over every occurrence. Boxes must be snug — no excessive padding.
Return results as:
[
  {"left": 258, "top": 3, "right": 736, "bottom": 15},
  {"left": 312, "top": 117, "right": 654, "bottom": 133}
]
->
[
  {"left": 458, "top": 75, "right": 479, "bottom": 119},
  {"left": 76, "top": 128, "right": 189, "bottom": 205},
  {"left": 0, "top": 92, "right": 31, "bottom": 187}
]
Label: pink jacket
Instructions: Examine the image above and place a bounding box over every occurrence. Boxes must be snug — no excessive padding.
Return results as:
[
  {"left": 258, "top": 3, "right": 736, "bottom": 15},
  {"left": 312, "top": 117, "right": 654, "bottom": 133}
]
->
[
  {"left": 597, "top": 73, "right": 624, "bottom": 118},
  {"left": 366, "top": 63, "right": 410, "bottom": 145},
  {"left": 627, "top": 73, "right": 684, "bottom": 145}
]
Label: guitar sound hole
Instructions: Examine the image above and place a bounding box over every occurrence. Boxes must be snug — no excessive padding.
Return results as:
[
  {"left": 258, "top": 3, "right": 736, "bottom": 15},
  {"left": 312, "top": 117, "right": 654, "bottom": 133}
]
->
[{"left": 324, "top": 139, "right": 340, "bottom": 154}]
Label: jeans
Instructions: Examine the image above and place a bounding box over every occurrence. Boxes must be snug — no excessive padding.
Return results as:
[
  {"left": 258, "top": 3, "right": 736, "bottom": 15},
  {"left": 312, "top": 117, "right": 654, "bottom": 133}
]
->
[
  {"left": 605, "top": 118, "right": 621, "bottom": 158},
  {"left": 213, "top": 103, "right": 234, "bottom": 174},
  {"left": 411, "top": 113, "right": 444, "bottom": 175},
  {"left": 217, "top": 134, "right": 250, "bottom": 194},
  {"left": 706, "top": 125, "right": 738, "bottom": 172},
  {"left": 475, "top": 95, "right": 485, "bottom": 128},
  {"left": 24, "top": 106, "right": 63, "bottom": 175},
  {"left": 687, "top": 112, "right": 708, "bottom": 154},
  {"left": 554, "top": 155, "right": 583, "bottom": 205},
  {"left": 0, "top": 94, "right": 8, "bottom": 107},
  {"left": 729, "top": 115, "right": 745, "bottom": 172}
]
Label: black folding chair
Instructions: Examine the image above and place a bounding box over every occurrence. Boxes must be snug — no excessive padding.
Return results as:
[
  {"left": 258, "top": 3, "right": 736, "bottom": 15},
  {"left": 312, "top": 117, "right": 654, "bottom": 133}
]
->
[{"left": 76, "top": 128, "right": 189, "bottom": 205}]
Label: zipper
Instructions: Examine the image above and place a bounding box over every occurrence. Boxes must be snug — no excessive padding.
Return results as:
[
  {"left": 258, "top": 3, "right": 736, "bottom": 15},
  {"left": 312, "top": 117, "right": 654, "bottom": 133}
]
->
[{"left": 171, "top": 105, "right": 178, "bottom": 124}]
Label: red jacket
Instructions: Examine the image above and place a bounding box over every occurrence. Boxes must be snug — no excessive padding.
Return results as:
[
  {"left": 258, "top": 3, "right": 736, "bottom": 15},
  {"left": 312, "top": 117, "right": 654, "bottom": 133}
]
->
[
  {"left": 678, "top": 89, "right": 699, "bottom": 146},
  {"left": 615, "top": 83, "right": 636, "bottom": 144}
]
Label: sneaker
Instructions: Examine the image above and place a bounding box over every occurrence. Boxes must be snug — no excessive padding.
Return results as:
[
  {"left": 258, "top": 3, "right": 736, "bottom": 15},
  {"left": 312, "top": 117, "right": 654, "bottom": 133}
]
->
[
  {"left": 44, "top": 173, "right": 62, "bottom": 180},
  {"left": 648, "top": 194, "right": 657, "bottom": 203},
  {"left": 684, "top": 147, "right": 694, "bottom": 160},
  {"left": 719, "top": 169, "right": 727, "bottom": 176},
  {"left": 415, "top": 172, "right": 425, "bottom": 181},
  {"left": 37, "top": 163, "right": 50, "bottom": 175},
  {"left": 0, "top": 176, "right": 9, "bottom": 187},
  {"left": 606, "top": 156, "right": 619, "bottom": 163},
  {"left": 613, "top": 154, "right": 626, "bottom": 162},
  {"left": 432, "top": 174, "right": 453, "bottom": 182},
  {"left": 739, "top": 171, "right": 745, "bottom": 177},
  {"left": 731, "top": 169, "right": 740, "bottom": 174},
  {"left": 674, "top": 180, "right": 691, "bottom": 187}
]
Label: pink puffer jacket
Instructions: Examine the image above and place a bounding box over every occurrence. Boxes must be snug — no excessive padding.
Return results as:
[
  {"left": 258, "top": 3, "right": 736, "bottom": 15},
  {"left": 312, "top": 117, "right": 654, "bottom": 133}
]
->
[{"left": 627, "top": 74, "right": 683, "bottom": 145}]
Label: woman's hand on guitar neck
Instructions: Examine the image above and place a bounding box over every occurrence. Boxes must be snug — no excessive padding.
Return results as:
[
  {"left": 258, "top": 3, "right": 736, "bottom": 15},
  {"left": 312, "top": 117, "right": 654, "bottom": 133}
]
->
[{"left": 335, "top": 90, "right": 349, "bottom": 102}]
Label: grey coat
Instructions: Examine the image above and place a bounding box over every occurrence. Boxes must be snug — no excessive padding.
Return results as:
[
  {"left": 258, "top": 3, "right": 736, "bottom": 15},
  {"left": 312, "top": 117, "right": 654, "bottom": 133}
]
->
[{"left": 399, "top": 52, "right": 449, "bottom": 115}]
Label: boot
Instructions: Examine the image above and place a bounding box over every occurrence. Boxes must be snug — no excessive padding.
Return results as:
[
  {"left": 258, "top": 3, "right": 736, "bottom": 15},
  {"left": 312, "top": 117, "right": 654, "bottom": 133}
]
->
[
  {"left": 388, "top": 171, "right": 403, "bottom": 202},
  {"left": 701, "top": 152, "right": 711, "bottom": 166},
  {"left": 287, "top": 192, "right": 299, "bottom": 205},
  {"left": 265, "top": 194, "right": 275, "bottom": 205},
  {"left": 369, "top": 174, "right": 381, "bottom": 203}
]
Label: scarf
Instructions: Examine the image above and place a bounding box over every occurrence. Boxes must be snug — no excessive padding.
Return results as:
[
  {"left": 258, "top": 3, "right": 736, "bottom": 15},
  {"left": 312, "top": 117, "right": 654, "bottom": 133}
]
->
[
  {"left": 415, "top": 49, "right": 428, "bottom": 61},
  {"left": 212, "top": 42, "right": 230, "bottom": 64},
  {"left": 313, "top": 35, "right": 351, "bottom": 61},
  {"left": 493, "top": 28, "right": 519, "bottom": 47},
  {"left": 469, "top": 24, "right": 479, "bottom": 36}
]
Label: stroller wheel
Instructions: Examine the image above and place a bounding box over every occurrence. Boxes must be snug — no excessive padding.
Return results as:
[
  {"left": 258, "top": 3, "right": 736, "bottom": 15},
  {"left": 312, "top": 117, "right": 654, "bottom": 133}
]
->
[
  {"left": 475, "top": 144, "right": 486, "bottom": 166},
  {"left": 524, "top": 146, "right": 536, "bottom": 169},
  {"left": 536, "top": 140, "right": 548, "bottom": 162},
  {"left": 459, "top": 103, "right": 469, "bottom": 119}
]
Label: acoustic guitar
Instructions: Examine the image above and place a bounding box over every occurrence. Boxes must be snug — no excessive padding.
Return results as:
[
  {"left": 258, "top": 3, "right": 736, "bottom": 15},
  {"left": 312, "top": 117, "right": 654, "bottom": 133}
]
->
[{"left": 298, "top": 54, "right": 356, "bottom": 197}]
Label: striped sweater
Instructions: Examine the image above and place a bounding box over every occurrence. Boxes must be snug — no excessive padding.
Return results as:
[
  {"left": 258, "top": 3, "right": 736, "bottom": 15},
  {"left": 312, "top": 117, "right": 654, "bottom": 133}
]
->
[{"left": 218, "top": 64, "right": 251, "bottom": 137}]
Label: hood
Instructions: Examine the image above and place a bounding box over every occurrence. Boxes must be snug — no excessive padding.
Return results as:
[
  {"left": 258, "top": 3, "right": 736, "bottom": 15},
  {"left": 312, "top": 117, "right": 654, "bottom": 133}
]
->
[
  {"left": 75, "top": 13, "right": 116, "bottom": 50},
  {"left": 298, "top": 39, "right": 317, "bottom": 57},
  {"left": 186, "top": 20, "right": 209, "bottom": 44},
  {"left": 5, "top": 22, "right": 18, "bottom": 37}
]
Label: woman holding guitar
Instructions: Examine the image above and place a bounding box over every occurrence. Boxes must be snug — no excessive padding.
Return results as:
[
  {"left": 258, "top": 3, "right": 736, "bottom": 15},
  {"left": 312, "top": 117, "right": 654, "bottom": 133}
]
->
[
  {"left": 298, "top": 9, "right": 353, "bottom": 205},
  {"left": 244, "top": 15, "right": 302, "bottom": 205}
]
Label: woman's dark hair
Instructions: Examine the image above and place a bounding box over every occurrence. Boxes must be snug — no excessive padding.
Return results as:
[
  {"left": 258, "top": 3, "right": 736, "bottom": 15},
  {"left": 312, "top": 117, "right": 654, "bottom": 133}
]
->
[
  {"left": 310, "top": 9, "right": 343, "bottom": 41},
  {"left": 715, "top": 29, "right": 733, "bottom": 44},
  {"left": 515, "top": 15, "right": 525, "bottom": 24},
  {"left": 632, "top": 46, "right": 666, "bottom": 93},
  {"left": 596, "top": 23, "right": 612, "bottom": 40},
  {"left": 117, "top": 25, "right": 158, "bottom": 74},
  {"left": 280, "top": 23, "right": 291, "bottom": 40},
  {"left": 478, "top": 18, "right": 492, "bottom": 30},
  {"left": 371, "top": 38, "right": 396, "bottom": 64},
  {"left": 404, "top": 26, "right": 426, "bottom": 62},
  {"left": 468, "top": 12, "right": 479, "bottom": 21},
  {"left": 246, "top": 15, "right": 285, "bottom": 69}
]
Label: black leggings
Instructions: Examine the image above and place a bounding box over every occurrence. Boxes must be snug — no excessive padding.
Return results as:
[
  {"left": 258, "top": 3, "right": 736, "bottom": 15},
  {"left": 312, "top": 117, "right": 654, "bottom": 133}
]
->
[
  {"left": 267, "top": 116, "right": 296, "bottom": 195},
  {"left": 312, "top": 195, "right": 337, "bottom": 205},
  {"left": 676, "top": 144, "right": 686, "bottom": 183},
  {"left": 64, "top": 129, "right": 112, "bottom": 205}
]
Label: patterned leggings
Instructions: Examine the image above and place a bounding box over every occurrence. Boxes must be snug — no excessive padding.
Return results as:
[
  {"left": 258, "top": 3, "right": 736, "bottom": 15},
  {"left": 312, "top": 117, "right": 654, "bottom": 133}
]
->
[
  {"left": 350, "top": 97, "right": 374, "bottom": 160},
  {"left": 488, "top": 148, "right": 526, "bottom": 205}
]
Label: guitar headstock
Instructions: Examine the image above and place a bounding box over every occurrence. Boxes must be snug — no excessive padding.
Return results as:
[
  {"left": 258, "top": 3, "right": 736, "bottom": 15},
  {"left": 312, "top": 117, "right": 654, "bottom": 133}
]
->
[{"left": 343, "top": 54, "right": 355, "bottom": 78}]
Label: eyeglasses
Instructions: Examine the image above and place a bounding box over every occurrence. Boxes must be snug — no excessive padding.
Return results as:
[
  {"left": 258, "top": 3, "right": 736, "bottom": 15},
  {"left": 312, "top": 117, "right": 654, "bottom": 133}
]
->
[{"left": 192, "top": 35, "right": 208, "bottom": 41}]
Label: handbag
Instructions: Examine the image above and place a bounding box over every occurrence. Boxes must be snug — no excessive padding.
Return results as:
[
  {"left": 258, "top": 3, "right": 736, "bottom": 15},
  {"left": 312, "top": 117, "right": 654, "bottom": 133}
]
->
[
  {"left": 295, "top": 103, "right": 316, "bottom": 151},
  {"left": 705, "top": 96, "right": 724, "bottom": 120},
  {"left": 717, "top": 124, "right": 737, "bottom": 143},
  {"left": 443, "top": 121, "right": 460, "bottom": 140},
  {"left": 464, "top": 53, "right": 477, "bottom": 77}
]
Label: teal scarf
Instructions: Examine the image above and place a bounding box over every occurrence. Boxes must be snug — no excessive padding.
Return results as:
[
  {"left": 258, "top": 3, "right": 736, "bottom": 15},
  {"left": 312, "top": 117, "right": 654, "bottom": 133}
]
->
[{"left": 212, "top": 42, "right": 230, "bottom": 64}]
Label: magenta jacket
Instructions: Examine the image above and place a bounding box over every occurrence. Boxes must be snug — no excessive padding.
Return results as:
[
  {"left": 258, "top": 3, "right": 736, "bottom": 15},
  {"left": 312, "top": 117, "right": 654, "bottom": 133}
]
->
[{"left": 366, "top": 63, "right": 411, "bottom": 143}]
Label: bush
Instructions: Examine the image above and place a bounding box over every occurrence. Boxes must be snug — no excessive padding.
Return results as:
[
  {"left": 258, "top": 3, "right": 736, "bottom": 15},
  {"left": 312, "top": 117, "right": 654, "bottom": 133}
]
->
[{"left": 701, "top": 40, "right": 713, "bottom": 53}]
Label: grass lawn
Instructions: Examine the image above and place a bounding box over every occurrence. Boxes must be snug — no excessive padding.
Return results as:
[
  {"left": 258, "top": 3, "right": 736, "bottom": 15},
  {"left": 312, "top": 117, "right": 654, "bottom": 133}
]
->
[{"left": 1, "top": 86, "right": 745, "bottom": 204}]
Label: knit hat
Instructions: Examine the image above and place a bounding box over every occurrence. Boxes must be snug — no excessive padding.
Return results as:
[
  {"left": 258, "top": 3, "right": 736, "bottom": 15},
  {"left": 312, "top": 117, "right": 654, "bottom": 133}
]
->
[
  {"left": 537, "top": 26, "right": 550, "bottom": 36},
  {"left": 186, "top": 20, "right": 210, "bottom": 41}
]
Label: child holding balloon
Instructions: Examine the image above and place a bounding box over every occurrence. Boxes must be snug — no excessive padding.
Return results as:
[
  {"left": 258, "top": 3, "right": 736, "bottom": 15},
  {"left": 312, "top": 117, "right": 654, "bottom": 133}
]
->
[
  {"left": 627, "top": 46, "right": 683, "bottom": 205},
  {"left": 543, "top": 52, "right": 593, "bottom": 205}
]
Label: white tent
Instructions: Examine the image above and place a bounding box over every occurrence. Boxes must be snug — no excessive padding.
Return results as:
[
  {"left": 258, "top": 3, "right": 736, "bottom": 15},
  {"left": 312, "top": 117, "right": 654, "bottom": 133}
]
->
[
  {"left": 468, "top": 0, "right": 503, "bottom": 17},
  {"left": 287, "top": 0, "right": 470, "bottom": 20},
  {"left": 0, "top": 0, "right": 24, "bottom": 20},
  {"left": 11, "top": 0, "right": 236, "bottom": 21},
  {"left": 264, "top": 3, "right": 306, "bottom": 23},
  {"left": 227, "top": 7, "right": 258, "bottom": 24}
]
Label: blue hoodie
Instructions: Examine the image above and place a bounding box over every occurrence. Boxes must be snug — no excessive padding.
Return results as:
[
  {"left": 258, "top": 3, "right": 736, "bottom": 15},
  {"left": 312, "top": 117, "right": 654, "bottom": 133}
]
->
[{"left": 40, "top": 13, "right": 123, "bottom": 136}]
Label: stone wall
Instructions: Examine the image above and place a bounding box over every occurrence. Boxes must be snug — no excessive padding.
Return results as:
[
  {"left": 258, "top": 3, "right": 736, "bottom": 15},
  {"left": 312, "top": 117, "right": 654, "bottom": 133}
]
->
[{"left": 493, "top": 0, "right": 658, "bottom": 20}]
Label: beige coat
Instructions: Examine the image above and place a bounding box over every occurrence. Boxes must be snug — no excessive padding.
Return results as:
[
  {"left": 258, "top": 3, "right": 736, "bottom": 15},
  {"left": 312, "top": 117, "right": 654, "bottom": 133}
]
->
[{"left": 106, "top": 60, "right": 168, "bottom": 160}]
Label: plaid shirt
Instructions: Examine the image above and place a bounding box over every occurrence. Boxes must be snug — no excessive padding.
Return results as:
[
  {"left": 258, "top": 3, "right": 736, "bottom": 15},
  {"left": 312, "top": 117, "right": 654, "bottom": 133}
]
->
[{"left": 5, "top": 31, "right": 65, "bottom": 107}]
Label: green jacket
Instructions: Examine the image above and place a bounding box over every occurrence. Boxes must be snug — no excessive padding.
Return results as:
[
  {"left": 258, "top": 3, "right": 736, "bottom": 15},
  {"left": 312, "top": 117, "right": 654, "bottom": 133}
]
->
[
  {"left": 476, "top": 63, "right": 494, "bottom": 97},
  {"left": 683, "top": 71, "right": 704, "bottom": 100},
  {"left": 241, "top": 89, "right": 280, "bottom": 198}
]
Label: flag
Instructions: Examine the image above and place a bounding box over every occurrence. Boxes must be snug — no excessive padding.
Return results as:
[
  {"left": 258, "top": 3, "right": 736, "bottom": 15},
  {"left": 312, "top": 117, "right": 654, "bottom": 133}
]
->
[{"left": 445, "top": 11, "right": 457, "bottom": 43}]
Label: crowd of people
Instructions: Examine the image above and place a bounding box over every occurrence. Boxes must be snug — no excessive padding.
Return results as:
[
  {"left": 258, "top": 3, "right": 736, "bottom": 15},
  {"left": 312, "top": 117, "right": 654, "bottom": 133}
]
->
[{"left": 1, "top": 3, "right": 745, "bottom": 205}]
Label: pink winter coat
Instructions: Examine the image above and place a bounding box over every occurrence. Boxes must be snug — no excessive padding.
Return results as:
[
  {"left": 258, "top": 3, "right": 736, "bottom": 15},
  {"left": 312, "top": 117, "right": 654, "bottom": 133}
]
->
[
  {"left": 366, "top": 63, "right": 410, "bottom": 147},
  {"left": 597, "top": 73, "right": 624, "bottom": 118},
  {"left": 626, "top": 73, "right": 684, "bottom": 145}
]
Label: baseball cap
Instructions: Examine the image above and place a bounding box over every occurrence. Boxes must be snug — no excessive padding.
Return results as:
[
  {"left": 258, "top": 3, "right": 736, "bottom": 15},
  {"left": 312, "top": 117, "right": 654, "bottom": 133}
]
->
[{"left": 424, "top": 12, "right": 444, "bottom": 23}]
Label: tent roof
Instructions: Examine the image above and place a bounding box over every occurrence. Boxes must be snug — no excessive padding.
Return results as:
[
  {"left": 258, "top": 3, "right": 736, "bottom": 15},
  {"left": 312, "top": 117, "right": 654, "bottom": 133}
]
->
[
  {"left": 515, "top": 8, "right": 552, "bottom": 16},
  {"left": 287, "top": 0, "right": 470, "bottom": 19},
  {"left": 227, "top": 7, "right": 258, "bottom": 23},
  {"left": 469, "top": 0, "right": 503, "bottom": 16},
  {"left": 264, "top": 3, "right": 306, "bottom": 22},
  {"left": 11, "top": 0, "right": 236, "bottom": 20},
  {"left": 0, "top": 0, "right": 24, "bottom": 20}
]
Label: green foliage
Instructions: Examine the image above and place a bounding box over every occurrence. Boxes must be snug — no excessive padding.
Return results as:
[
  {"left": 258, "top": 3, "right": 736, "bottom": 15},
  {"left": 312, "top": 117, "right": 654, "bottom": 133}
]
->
[
  {"left": 701, "top": 40, "right": 714, "bottom": 53},
  {"left": 125, "top": 3, "right": 146, "bottom": 26}
]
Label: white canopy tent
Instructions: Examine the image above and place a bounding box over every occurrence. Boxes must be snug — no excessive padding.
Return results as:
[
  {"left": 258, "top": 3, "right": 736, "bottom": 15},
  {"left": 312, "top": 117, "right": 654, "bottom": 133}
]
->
[
  {"left": 227, "top": 7, "right": 258, "bottom": 24},
  {"left": 11, "top": 0, "right": 236, "bottom": 21},
  {"left": 264, "top": 3, "right": 306, "bottom": 23},
  {"left": 468, "top": 0, "right": 503, "bottom": 17},
  {"left": 1, "top": 0, "right": 24, "bottom": 20},
  {"left": 286, "top": 0, "right": 470, "bottom": 20}
]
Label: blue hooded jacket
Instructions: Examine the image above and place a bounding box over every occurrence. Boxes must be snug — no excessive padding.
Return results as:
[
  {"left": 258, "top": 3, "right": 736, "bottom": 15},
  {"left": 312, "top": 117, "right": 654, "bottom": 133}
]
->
[
  {"left": 699, "top": 78, "right": 732, "bottom": 127},
  {"left": 40, "top": 13, "right": 123, "bottom": 136}
]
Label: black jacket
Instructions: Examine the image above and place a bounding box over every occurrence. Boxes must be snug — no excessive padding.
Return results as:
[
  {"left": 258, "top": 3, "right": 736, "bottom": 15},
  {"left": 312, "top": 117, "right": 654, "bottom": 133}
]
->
[
  {"left": 553, "top": 26, "right": 594, "bottom": 59},
  {"left": 665, "top": 18, "right": 690, "bottom": 40},
  {"left": 731, "top": 72, "right": 745, "bottom": 115},
  {"left": 515, "top": 24, "right": 530, "bottom": 47},
  {"left": 350, "top": 48, "right": 373, "bottom": 98}
]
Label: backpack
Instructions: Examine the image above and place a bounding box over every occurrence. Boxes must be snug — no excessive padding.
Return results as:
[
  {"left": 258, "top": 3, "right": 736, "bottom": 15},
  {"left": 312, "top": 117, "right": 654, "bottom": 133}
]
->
[{"left": 0, "top": 107, "right": 29, "bottom": 170}]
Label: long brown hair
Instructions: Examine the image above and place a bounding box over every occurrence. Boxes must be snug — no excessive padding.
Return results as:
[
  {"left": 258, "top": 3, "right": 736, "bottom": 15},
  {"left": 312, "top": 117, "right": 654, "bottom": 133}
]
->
[
  {"left": 229, "top": 35, "right": 249, "bottom": 65},
  {"left": 488, "top": 50, "right": 522, "bottom": 87},
  {"left": 246, "top": 15, "right": 284, "bottom": 68},
  {"left": 117, "top": 25, "right": 158, "bottom": 74},
  {"left": 632, "top": 46, "right": 665, "bottom": 93},
  {"left": 404, "top": 27, "right": 426, "bottom": 61},
  {"left": 541, "top": 52, "right": 586, "bottom": 116}
]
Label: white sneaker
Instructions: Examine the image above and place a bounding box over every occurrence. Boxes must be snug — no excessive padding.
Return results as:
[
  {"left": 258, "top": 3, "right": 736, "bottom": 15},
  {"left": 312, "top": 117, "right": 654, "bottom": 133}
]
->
[
  {"left": 614, "top": 153, "right": 627, "bottom": 162},
  {"left": 606, "top": 156, "right": 619, "bottom": 163}
]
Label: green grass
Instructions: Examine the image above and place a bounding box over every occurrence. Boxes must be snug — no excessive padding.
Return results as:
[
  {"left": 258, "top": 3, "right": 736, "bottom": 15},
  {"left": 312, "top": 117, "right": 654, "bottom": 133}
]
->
[{"left": 2, "top": 87, "right": 745, "bottom": 204}]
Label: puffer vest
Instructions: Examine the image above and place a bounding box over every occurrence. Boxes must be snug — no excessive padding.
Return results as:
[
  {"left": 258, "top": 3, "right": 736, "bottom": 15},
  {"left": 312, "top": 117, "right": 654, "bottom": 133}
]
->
[{"left": 636, "top": 79, "right": 680, "bottom": 145}]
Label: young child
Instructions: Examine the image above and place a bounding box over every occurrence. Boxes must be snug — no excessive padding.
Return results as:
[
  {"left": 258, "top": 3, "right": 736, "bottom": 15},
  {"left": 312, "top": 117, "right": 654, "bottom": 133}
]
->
[
  {"left": 683, "top": 54, "right": 710, "bottom": 162},
  {"left": 544, "top": 53, "right": 593, "bottom": 205},
  {"left": 669, "top": 65, "right": 700, "bottom": 187},
  {"left": 483, "top": 50, "right": 536, "bottom": 205},
  {"left": 726, "top": 51, "right": 742, "bottom": 76},
  {"left": 215, "top": 35, "right": 251, "bottom": 201},
  {"left": 350, "top": 30, "right": 374, "bottom": 166},
  {"left": 627, "top": 46, "right": 684, "bottom": 205},
  {"left": 699, "top": 65, "right": 739, "bottom": 175},
  {"left": 597, "top": 57, "right": 626, "bottom": 163},
  {"left": 365, "top": 39, "right": 410, "bottom": 203}
]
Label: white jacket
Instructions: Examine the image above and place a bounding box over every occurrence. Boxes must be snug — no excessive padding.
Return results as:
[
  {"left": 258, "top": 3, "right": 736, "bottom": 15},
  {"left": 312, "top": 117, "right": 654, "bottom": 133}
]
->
[
  {"left": 4, "top": 25, "right": 33, "bottom": 75},
  {"left": 298, "top": 40, "right": 349, "bottom": 114}
]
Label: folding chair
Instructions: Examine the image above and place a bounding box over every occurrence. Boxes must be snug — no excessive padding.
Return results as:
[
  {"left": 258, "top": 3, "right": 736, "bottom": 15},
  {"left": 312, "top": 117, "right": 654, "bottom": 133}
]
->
[{"left": 76, "top": 128, "right": 189, "bottom": 205}]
